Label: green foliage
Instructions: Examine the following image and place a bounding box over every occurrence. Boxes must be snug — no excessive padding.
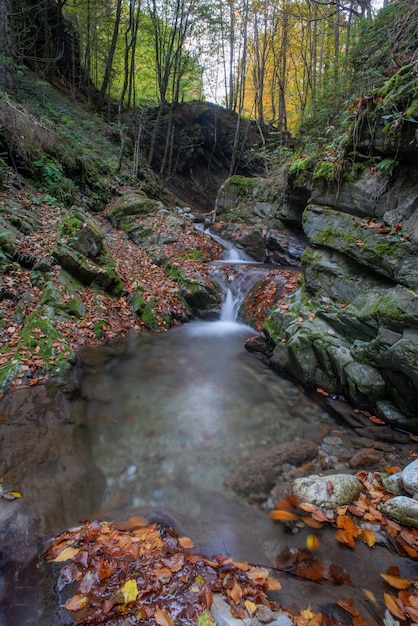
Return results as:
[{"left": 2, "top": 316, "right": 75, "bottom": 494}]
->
[{"left": 376, "top": 158, "right": 399, "bottom": 176}]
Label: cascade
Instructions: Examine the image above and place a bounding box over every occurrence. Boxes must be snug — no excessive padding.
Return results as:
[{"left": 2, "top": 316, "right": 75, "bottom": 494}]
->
[{"left": 202, "top": 227, "right": 267, "bottom": 325}]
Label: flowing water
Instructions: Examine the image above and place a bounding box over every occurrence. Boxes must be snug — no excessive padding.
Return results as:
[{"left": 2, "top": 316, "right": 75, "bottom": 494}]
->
[
  {"left": 2, "top": 236, "right": 409, "bottom": 626},
  {"left": 79, "top": 237, "right": 337, "bottom": 520}
]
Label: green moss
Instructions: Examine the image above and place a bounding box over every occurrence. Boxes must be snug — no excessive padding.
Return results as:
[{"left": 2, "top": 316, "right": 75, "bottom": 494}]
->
[
  {"left": 223, "top": 175, "right": 258, "bottom": 198},
  {"left": 288, "top": 154, "right": 317, "bottom": 186},
  {"left": 312, "top": 159, "right": 336, "bottom": 184},
  {"left": 314, "top": 227, "right": 338, "bottom": 246},
  {"left": 0, "top": 305, "right": 76, "bottom": 391},
  {"left": 177, "top": 249, "right": 205, "bottom": 261}
]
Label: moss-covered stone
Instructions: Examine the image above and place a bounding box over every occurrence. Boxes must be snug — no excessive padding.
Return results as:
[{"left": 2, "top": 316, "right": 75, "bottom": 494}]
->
[
  {"left": 0, "top": 305, "right": 76, "bottom": 391},
  {"left": 107, "top": 193, "right": 165, "bottom": 228}
]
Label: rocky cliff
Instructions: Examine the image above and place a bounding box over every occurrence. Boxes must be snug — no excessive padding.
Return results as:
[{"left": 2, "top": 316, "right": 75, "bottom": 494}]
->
[{"left": 215, "top": 62, "right": 418, "bottom": 431}]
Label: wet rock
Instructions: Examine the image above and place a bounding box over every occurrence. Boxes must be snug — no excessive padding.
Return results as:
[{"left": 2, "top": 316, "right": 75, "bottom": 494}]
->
[
  {"left": 380, "top": 495, "right": 418, "bottom": 528},
  {"left": 401, "top": 459, "right": 418, "bottom": 496},
  {"left": 211, "top": 595, "right": 293, "bottom": 626},
  {"left": 348, "top": 448, "right": 383, "bottom": 469},
  {"left": 293, "top": 474, "right": 362, "bottom": 508},
  {"left": 303, "top": 204, "right": 418, "bottom": 290},
  {"left": 226, "top": 440, "right": 317, "bottom": 497},
  {"left": 381, "top": 473, "right": 403, "bottom": 495},
  {"left": 53, "top": 243, "right": 124, "bottom": 296},
  {"left": 245, "top": 334, "right": 274, "bottom": 356}
]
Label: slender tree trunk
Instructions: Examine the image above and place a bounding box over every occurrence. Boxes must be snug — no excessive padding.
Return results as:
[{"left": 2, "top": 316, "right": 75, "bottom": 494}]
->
[
  {"left": 96, "top": 0, "right": 123, "bottom": 113},
  {"left": 0, "top": 0, "right": 16, "bottom": 95}
]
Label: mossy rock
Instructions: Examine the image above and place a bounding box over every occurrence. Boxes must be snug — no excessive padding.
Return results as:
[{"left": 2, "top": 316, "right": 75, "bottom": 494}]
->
[
  {"left": 0, "top": 305, "right": 75, "bottom": 391},
  {"left": 53, "top": 243, "right": 124, "bottom": 297},
  {"left": 303, "top": 204, "right": 418, "bottom": 289},
  {"left": 108, "top": 193, "right": 165, "bottom": 228},
  {"left": 40, "top": 270, "right": 86, "bottom": 318},
  {"left": 59, "top": 208, "right": 104, "bottom": 260}
]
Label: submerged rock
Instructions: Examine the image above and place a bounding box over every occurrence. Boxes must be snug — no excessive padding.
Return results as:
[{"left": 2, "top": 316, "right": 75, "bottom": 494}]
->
[{"left": 226, "top": 439, "right": 317, "bottom": 497}]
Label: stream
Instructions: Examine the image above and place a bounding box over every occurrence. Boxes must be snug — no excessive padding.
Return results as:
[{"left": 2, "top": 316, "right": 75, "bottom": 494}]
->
[
  {"left": 79, "top": 235, "right": 334, "bottom": 517},
  {"left": 1, "top": 234, "right": 412, "bottom": 625}
]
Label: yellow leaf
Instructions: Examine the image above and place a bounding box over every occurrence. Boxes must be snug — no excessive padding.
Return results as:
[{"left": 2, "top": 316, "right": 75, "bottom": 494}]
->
[
  {"left": 8, "top": 491, "right": 22, "bottom": 498},
  {"left": 384, "top": 593, "right": 406, "bottom": 620},
  {"left": 244, "top": 600, "right": 257, "bottom": 617},
  {"left": 64, "top": 595, "right": 88, "bottom": 611},
  {"left": 51, "top": 546, "right": 80, "bottom": 562},
  {"left": 381, "top": 573, "right": 411, "bottom": 590},
  {"left": 362, "top": 528, "right": 377, "bottom": 548},
  {"left": 155, "top": 606, "right": 174, "bottom": 626},
  {"left": 121, "top": 579, "right": 138, "bottom": 604},
  {"left": 305, "top": 534, "right": 320, "bottom": 551},
  {"left": 300, "top": 604, "right": 315, "bottom": 619}
]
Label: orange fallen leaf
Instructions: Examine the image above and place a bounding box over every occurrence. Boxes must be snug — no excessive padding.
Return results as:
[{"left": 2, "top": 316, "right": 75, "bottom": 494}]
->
[
  {"left": 266, "top": 576, "right": 281, "bottom": 590},
  {"left": 51, "top": 546, "right": 80, "bottom": 562},
  {"left": 369, "top": 415, "right": 385, "bottom": 424},
  {"left": 384, "top": 592, "right": 406, "bottom": 621},
  {"left": 381, "top": 573, "right": 412, "bottom": 590},
  {"left": 362, "top": 528, "right": 377, "bottom": 548},
  {"left": 155, "top": 606, "right": 174, "bottom": 626},
  {"left": 336, "top": 515, "right": 360, "bottom": 538},
  {"left": 303, "top": 517, "right": 324, "bottom": 529},
  {"left": 269, "top": 509, "right": 299, "bottom": 521},
  {"left": 227, "top": 582, "right": 243, "bottom": 604},
  {"left": 178, "top": 536, "right": 194, "bottom": 549},
  {"left": 335, "top": 529, "right": 356, "bottom": 548},
  {"left": 64, "top": 594, "right": 89, "bottom": 611}
]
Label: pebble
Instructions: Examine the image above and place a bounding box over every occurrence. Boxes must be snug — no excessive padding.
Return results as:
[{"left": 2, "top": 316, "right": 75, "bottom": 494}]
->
[
  {"left": 348, "top": 448, "right": 383, "bottom": 469},
  {"left": 323, "top": 436, "right": 343, "bottom": 446}
]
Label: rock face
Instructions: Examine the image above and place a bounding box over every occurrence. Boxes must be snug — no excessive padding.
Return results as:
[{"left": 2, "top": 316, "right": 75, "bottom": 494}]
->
[
  {"left": 268, "top": 66, "right": 418, "bottom": 428},
  {"left": 218, "top": 62, "right": 418, "bottom": 429}
]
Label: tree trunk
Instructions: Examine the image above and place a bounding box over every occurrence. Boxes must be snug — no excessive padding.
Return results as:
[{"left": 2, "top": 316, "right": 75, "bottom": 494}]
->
[
  {"left": 96, "top": 0, "right": 123, "bottom": 113},
  {"left": 0, "top": 0, "right": 16, "bottom": 95}
]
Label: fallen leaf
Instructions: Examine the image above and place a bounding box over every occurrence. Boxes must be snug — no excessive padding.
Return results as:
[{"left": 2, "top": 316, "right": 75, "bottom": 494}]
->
[
  {"left": 266, "top": 576, "right": 281, "bottom": 590},
  {"left": 197, "top": 610, "right": 216, "bottom": 626},
  {"left": 362, "top": 528, "right": 377, "bottom": 547},
  {"left": 155, "top": 606, "right": 174, "bottom": 626},
  {"left": 244, "top": 600, "right": 257, "bottom": 617},
  {"left": 227, "top": 582, "right": 243, "bottom": 604},
  {"left": 381, "top": 573, "right": 412, "bottom": 590},
  {"left": 121, "top": 579, "right": 138, "bottom": 603},
  {"left": 335, "top": 529, "right": 356, "bottom": 548},
  {"left": 305, "top": 534, "right": 320, "bottom": 551},
  {"left": 384, "top": 593, "right": 406, "bottom": 621},
  {"left": 64, "top": 594, "right": 88, "bottom": 611},
  {"left": 269, "top": 509, "right": 299, "bottom": 521},
  {"left": 51, "top": 546, "right": 80, "bottom": 562},
  {"left": 362, "top": 589, "right": 378, "bottom": 605},
  {"left": 178, "top": 536, "right": 194, "bottom": 549}
]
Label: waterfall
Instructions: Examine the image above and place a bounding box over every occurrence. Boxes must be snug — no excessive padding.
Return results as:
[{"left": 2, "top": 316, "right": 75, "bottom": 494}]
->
[
  {"left": 220, "top": 289, "right": 237, "bottom": 321},
  {"left": 194, "top": 224, "right": 267, "bottom": 330}
]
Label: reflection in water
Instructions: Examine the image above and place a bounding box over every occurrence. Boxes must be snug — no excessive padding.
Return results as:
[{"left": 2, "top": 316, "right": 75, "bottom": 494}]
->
[{"left": 80, "top": 319, "right": 337, "bottom": 518}]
